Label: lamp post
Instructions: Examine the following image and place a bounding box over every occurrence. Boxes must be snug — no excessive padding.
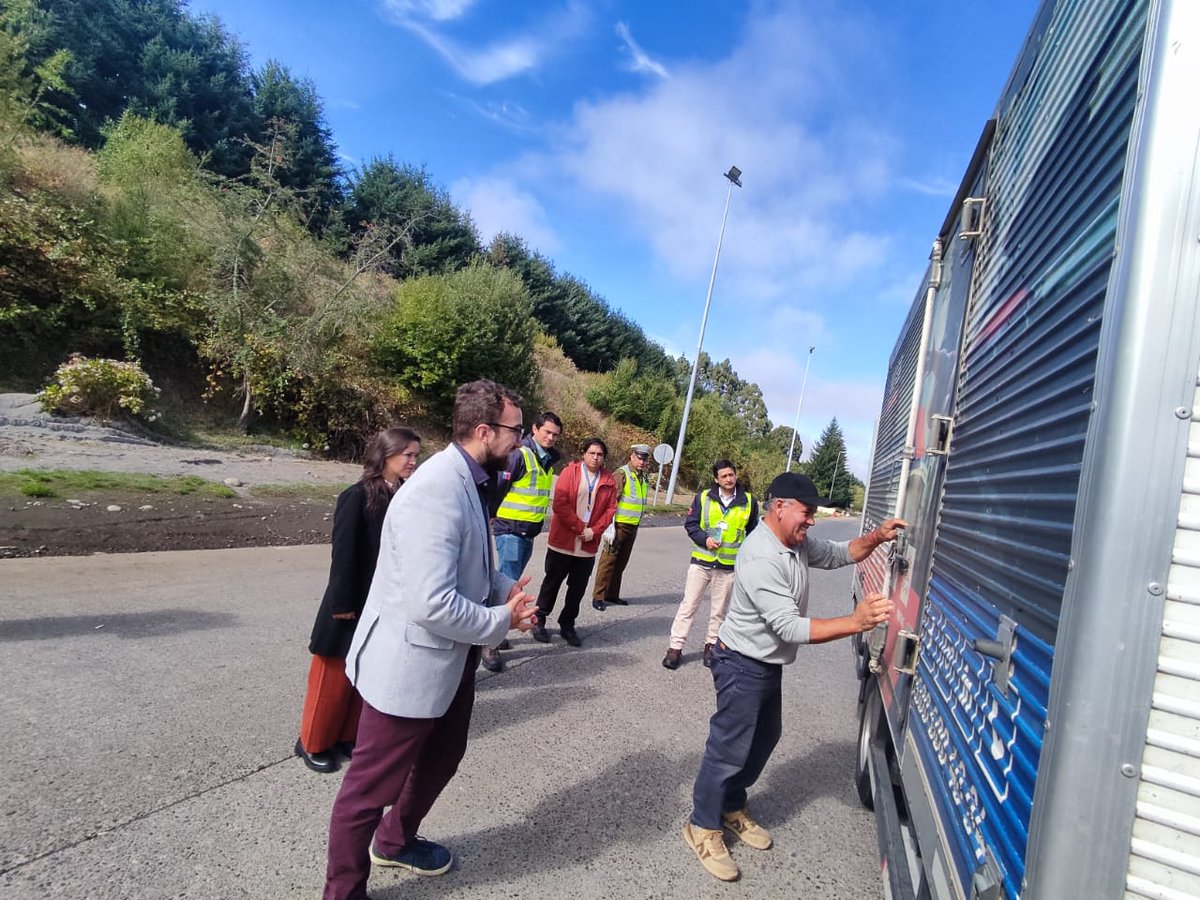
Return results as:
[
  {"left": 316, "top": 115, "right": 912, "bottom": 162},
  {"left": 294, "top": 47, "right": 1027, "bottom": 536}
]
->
[
  {"left": 828, "top": 448, "right": 844, "bottom": 506},
  {"left": 785, "top": 346, "right": 815, "bottom": 472},
  {"left": 666, "top": 165, "right": 742, "bottom": 503}
]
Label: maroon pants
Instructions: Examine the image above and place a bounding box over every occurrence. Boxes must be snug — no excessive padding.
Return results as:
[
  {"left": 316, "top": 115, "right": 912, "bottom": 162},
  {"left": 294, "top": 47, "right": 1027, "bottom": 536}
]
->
[{"left": 323, "top": 654, "right": 477, "bottom": 900}]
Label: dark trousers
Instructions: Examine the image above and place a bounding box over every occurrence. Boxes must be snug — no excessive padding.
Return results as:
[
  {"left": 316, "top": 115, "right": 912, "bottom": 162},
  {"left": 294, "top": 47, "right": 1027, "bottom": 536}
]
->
[
  {"left": 592, "top": 522, "right": 639, "bottom": 602},
  {"left": 536, "top": 548, "right": 596, "bottom": 629},
  {"left": 690, "top": 642, "right": 783, "bottom": 830},
  {"left": 323, "top": 653, "right": 478, "bottom": 900}
]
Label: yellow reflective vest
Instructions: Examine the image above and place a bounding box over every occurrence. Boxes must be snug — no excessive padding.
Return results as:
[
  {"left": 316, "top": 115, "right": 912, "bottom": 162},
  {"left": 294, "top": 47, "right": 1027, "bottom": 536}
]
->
[
  {"left": 690, "top": 491, "right": 754, "bottom": 567},
  {"left": 496, "top": 446, "right": 552, "bottom": 523},
  {"left": 614, "top": 465, "right": 648, "bottom": 525}
]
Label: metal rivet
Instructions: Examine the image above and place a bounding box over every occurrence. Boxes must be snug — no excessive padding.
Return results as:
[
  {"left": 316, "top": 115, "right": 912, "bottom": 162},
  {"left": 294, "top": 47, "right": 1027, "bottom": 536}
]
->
[
  {"left": 1121, "top": 763, "right": 1137, "bottom": 778},
  {"left": 1177, "top": 407, "right": 1192, "bottom": 419},
  {"left": 1149, "top": 583, "right": 1164, "bottom": 596}
]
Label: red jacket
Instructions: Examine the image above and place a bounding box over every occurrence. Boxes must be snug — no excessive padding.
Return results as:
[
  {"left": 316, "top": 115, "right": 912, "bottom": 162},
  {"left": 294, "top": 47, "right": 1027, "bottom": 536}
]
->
[{"left": 547, "top": 461, "right": 617, "bottom": 554}]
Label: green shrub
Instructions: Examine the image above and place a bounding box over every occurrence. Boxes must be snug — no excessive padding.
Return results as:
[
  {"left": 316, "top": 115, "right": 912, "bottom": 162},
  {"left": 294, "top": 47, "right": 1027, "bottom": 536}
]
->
[
  {"left": 37, "top": 354, "right": 160, "bottom": 421},
  {"left": 373, "top": 263, "right": 540, "bottom": 411}
]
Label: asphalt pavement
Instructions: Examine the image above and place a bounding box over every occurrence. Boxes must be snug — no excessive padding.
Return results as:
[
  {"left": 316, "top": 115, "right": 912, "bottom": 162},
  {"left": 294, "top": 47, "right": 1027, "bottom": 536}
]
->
[{"left": 0, "top": 520, "right": 882, "bottom": 899}]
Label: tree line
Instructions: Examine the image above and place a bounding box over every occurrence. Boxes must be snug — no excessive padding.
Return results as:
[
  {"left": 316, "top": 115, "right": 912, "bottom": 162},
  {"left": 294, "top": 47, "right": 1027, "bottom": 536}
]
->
[{"left": 0, "top": 0, "right": 860, "bottom": 501}]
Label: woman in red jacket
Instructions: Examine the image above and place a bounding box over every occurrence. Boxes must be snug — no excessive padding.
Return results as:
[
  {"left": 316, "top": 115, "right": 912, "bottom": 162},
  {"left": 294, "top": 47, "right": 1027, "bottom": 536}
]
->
[
  {"left": 295, "top": 426, "right": 421, "bottom": 773},
  {"left": 531, "top": 438, "right": 617, "bottom": 647}
]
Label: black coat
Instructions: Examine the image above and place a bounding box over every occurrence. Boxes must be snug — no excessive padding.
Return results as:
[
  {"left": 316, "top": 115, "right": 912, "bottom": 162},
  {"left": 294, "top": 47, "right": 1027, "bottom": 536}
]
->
[{"left": 308, "top": 480, "right": 390, "bottom": 657}]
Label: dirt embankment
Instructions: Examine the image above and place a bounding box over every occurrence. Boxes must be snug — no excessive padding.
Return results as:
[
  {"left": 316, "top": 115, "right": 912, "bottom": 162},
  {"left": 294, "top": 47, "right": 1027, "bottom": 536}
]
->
[{"left": 0, "top": 394, "right": 359, "bottom": 558}]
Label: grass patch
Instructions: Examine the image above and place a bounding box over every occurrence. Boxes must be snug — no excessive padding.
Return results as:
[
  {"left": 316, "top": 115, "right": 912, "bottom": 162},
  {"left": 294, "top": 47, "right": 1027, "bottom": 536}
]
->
[
  {"left": 249, "top": 483, "right": 349, "bottom": 501},
  {"left": 0, "top": 469, "right": 237, "bottom": 499}
]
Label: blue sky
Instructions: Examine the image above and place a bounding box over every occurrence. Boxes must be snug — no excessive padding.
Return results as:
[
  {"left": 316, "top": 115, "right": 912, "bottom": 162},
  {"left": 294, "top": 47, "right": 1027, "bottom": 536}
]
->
[{"left": 192, "top": 0, "right": 1040, "bottom": 477}]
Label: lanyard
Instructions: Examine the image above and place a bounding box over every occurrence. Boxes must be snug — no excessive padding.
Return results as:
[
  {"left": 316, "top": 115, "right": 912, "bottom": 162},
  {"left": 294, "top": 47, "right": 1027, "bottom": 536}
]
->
[{"left": 583, "top": 466, "right": 600, "bottom": 509}]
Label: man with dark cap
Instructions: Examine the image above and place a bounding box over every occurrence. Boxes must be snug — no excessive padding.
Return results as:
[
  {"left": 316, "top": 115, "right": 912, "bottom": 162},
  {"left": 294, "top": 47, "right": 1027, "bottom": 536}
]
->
[
  {"left": 682, "top": 472, "right": 905, "bottom": 882},
  {"left": 592, "top": 443, "right": 651, "bottom": 610}
]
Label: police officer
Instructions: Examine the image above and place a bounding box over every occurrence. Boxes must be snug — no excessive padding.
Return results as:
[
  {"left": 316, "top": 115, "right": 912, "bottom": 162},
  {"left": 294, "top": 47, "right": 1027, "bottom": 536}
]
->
[
  {"left": 484, "top": 411, "right": 562, "bottom": 671},
  {"left": 592, "top": 443, "right": 650, "bottom": 610}
]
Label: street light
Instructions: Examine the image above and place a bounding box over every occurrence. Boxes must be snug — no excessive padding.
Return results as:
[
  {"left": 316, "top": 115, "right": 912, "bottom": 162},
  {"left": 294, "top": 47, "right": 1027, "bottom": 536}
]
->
[
  {"left": 828, "top": 448, "right": 844, "bottom": 505},
  {"left": 666, "top": 165, "right": 742, "bottom": 503},
  {"left": 785, "top": 346, "right": 815, "bottom": 472}
]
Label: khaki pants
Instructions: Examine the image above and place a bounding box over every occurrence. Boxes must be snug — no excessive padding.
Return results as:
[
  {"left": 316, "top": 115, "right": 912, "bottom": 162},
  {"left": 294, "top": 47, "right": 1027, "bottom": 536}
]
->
[{"left": 669, "top": 564, "right": 734, "bottom": 650}]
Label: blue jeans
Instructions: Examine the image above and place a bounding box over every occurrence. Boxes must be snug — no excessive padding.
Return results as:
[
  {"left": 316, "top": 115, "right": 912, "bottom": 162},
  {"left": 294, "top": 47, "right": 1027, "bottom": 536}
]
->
[
  {"left": 494, "top": 533, "right": 534, "bottom": 582},
  {"left": 690, "top": 642, "right": 783, "bottom": 829}
]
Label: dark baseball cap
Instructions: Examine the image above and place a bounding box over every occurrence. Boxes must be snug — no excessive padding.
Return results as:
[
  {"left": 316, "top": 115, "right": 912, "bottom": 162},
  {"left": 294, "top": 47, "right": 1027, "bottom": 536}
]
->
[{"left": 766, "top": 472, "right": 828, "bottom": 507}]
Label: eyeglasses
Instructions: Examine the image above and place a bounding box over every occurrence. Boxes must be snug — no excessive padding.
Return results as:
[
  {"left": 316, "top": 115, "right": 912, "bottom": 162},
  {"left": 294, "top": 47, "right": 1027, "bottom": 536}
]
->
[{"left": 488, "top": 422, "right": 526, "bottom": 439}]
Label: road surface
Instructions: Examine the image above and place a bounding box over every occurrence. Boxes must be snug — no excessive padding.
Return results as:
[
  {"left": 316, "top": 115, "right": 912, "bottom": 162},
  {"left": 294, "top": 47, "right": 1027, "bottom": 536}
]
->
[{"left": 0, "top": 520, "right": 882, "bottom": 898}]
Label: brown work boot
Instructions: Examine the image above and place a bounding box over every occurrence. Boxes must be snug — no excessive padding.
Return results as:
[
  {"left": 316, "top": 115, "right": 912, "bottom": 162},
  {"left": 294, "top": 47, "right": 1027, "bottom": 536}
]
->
[
  {"left": 722, "top": 808, "right": 773, "bottom": 850},
  {"left": 682, "top": 822, "right": 739, "bottom": 881},
  {"left": 662, "top": 648, "right": 682, "bottom": 670}
]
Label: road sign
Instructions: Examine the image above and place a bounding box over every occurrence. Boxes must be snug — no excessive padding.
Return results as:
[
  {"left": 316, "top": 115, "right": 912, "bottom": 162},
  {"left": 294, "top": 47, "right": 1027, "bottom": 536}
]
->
[{"left": 652, "top": 443, "right": 674, "bottom": 465}]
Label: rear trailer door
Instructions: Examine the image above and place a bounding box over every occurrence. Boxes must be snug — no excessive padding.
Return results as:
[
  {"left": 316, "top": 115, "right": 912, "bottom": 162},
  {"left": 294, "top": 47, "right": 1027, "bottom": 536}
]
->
[{"left": 897, "top": 1, "right": 1151, "bottom": 897}]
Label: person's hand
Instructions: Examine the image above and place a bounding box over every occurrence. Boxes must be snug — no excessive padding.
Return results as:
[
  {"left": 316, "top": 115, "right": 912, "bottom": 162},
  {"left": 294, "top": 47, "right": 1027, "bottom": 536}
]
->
[
  {"left": 705, "top": 537, "right": 721, "bottom": 551},
  {"left": 875, "top": 518, "right": 907, "bottom": 542},
  {"left": 331, "top": 612, "right": 356, "bottom": 621},
  {"left": 852, "top": 592, "right": 892, "bottom": 631},
  {"left": 582, "top": 527, "right": 594, "bottom": 542},
  {"left": 505, "top": 575, "right": 538, "bottom": 631}
]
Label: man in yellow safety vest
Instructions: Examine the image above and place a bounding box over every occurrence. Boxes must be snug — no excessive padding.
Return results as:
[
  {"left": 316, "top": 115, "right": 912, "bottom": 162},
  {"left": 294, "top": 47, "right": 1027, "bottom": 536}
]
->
[
  {"left": 484, "top": 411, "right": 562, "bottom": 671},
  {"left": 592, "top": 443, "right": 651, "bottom": 611},
  {"left": 662, "top": 459, "right": 758, "bottom": 670}
]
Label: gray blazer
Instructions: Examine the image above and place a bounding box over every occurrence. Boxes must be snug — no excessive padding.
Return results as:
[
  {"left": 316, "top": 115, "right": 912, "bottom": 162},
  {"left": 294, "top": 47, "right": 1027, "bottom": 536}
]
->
[{"left": 345, "top": 445, "right": 514, "bottom": 718}]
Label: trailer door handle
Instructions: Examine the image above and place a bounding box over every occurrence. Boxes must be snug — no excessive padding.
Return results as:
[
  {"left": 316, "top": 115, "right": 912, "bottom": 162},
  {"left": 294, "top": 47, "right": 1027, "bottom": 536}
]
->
[{"left": 973, "top": 616, "right": 1017, "bottom": 695}]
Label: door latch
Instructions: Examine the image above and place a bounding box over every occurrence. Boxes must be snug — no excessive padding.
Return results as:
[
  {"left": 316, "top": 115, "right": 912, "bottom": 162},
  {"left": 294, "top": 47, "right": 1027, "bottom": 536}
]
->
[{"left": 974, "top": 615, "right": 1017, "bottom": 695}]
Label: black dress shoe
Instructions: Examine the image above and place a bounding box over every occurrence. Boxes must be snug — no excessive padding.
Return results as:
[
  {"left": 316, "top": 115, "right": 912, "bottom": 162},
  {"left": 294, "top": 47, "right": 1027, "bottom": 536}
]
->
[
  {"left": 561, "top": 628, "right": 582, "bottom": 647},
  {"left": 480, "top": 646, "right": 505, "bottom": 672},
  {"left": 295, "top": 739, "right": 339, "bottom": 773},
  {"left": 531, "top": 623, "right": 551, "bottom": 643},
  {"left": 337, "top": 740, "right": 355, "bottom": 759},
  {"left": 606, "top": 597, "right": 629, "bottom": 606},
  {"left": 592, "top": 599, "right": 607, "bottom": 611}
]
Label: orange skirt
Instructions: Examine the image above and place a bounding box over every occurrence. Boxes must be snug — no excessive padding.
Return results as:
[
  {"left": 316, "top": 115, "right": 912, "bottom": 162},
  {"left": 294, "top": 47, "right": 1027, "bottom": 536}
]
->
[{"left": 298, "top": 654, "right": 362, "bottom": 754}]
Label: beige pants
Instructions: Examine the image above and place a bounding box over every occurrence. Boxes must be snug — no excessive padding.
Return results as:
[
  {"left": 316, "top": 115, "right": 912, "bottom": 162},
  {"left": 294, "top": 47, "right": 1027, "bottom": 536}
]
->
[{"left": 669, "top": 564, "right": 734, "bottom": 650}]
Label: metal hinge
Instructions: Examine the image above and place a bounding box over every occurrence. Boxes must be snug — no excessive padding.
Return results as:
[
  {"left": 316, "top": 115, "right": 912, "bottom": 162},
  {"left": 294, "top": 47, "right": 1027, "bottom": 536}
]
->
[
  {"left": 928, "top": 414, "right": 954, "bottom": 455},
  {"left": 894, "top": 629, "right": 921, "bottom": 675},
  {"left": 960, "top": 197, "right": 987, "bottom": 238},
  {"left": 970, "top": 849, "right": 1004, "bottom": 899}
]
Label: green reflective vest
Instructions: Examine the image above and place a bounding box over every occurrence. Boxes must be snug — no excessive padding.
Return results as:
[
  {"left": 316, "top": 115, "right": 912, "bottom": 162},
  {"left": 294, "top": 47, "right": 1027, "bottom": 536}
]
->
[
  {"left": 690, "top": 491, "right": 754, "bottom": 567},
  {"left": 614, "top": 465, "right": 648, "bottom": 525},
  {"left": 496, "top": 446, "right": 552, "bottom": 523}
]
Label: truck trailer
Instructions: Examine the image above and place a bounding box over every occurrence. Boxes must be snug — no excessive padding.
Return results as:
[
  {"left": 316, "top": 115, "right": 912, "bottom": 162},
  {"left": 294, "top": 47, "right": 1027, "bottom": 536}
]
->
[{"left": 853, "top": 1, "right": 1200, "bottom": 897}]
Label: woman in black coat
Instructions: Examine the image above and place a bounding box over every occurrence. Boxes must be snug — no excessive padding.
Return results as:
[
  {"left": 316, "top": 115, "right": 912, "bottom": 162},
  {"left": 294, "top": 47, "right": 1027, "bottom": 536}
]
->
[{"left": 295, "top": 426, "right": 421, "bottom": 773}]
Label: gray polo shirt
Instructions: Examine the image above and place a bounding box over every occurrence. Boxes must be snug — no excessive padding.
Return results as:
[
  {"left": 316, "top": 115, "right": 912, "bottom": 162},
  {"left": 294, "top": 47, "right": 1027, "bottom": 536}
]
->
[{"left": 718, "top": 522, "right": 853, "bottom": 665}]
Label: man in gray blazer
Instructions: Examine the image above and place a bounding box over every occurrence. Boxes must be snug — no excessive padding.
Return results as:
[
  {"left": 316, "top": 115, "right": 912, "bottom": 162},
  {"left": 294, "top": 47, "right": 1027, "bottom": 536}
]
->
[{"left": 324, "top": 379, "right": 538, "bottom": 900}]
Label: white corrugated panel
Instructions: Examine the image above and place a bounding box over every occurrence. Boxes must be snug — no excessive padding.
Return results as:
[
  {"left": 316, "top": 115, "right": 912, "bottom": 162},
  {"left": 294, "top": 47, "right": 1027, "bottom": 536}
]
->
[{"left": 1127, "top": 372, "right": 1200, "bottom": 899}]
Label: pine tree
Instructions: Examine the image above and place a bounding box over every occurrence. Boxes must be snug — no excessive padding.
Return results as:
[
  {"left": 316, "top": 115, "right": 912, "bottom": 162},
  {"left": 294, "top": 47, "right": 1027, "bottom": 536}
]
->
[{"left": 808, "top": 418, "right": 852, "bottom": 507}]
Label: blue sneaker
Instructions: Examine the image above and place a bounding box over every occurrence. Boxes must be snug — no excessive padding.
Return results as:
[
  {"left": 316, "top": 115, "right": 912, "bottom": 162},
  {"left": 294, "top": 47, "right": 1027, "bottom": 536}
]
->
[{"left": 369, "top": 837, "right": 453, "bottom": 876}]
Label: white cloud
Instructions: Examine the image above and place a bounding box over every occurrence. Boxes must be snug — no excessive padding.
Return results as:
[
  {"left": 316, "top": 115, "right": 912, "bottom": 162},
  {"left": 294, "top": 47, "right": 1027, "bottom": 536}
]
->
[
  {"left": 452, "top": 94, "right": 537, "bottom": 134},
  {"left": 897, "top": 175, "right": 957, "bottom": 196},
  {"left": 549, "top": 5, "right": 895, "bottom": 305},
  {"left": 615, "top": 22, "right": 668, "bottom": 79},
  {"left": 379, "top": 0, "right": 477, "bottom": 23},
  {"left": 450, "top": 175, "right": 561, "bottom": 254},
  {"left": 381, "top": 1, "right": 590, "bottom": 86}
]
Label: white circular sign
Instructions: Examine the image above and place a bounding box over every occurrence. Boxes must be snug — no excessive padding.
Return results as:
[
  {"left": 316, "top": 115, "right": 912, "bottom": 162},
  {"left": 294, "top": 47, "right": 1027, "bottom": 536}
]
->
[{"left": 652, "top": 443, "right": 674, "bottom": 465}]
